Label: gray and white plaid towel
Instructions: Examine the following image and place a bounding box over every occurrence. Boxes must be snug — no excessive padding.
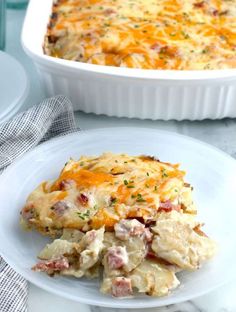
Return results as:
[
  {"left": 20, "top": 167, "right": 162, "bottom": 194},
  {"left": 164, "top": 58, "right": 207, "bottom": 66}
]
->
[{"left": 0, "top": 95, "right": 79, "bottom": 312}]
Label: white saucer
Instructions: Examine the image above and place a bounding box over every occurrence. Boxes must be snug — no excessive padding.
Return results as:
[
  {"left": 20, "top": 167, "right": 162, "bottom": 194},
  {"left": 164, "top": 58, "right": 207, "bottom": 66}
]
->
[{"left": 0, "top": 51, "right": 29, "bottom": 123}]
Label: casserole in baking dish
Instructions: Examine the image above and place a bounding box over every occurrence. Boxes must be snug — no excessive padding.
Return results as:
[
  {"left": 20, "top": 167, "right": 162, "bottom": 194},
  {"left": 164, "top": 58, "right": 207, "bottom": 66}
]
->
[
  {"left": 22, "top": 0, "right": 236, "bottom": 120},
  {"left": 44, "top": 0, "right": 236, "bottom": 70}
]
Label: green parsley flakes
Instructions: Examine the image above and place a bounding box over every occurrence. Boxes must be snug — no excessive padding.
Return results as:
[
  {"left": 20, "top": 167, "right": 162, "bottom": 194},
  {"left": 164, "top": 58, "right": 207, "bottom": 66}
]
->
[
  {"left": 161, "top": 169, "right": 168, "bottom": 178},
  {"left": 76, "top": 210, "right": 90, "bottom": 220},
  {"left": 136, "top": 193, "right": 146, "bottom": 202}
]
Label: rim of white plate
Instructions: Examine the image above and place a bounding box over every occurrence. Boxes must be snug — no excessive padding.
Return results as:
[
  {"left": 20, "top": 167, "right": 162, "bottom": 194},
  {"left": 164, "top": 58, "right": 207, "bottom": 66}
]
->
[{"left": 0, "top": 127, "right": 236, "bottom": 308}]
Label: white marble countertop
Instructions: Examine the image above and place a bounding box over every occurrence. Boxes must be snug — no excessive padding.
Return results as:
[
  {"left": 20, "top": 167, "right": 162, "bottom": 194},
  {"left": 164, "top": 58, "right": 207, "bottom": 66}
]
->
[{"left": 4, "top": 7, "right": 236, "bottom": 312}]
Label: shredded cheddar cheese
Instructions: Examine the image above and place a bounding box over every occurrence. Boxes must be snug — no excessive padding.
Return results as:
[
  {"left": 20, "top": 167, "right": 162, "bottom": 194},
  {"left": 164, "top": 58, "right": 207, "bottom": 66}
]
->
[
  {"left": 44, "top": 0, "right": 236, "bottom": 69},
  {"left": 20, "top": 153, "right": 194, "bottom": 235}
]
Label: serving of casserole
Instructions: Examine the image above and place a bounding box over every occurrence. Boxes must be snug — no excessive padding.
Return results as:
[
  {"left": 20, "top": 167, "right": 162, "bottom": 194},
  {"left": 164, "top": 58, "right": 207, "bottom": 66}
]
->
[
  {"left": 22, "top": 0, "right": 236, "bottom": 120},
  {"left": 21, "top": 152, "right": 216, "bottom": 298},
  {"left": 44, "top": 0, "right": 236, "bottom": 70}
]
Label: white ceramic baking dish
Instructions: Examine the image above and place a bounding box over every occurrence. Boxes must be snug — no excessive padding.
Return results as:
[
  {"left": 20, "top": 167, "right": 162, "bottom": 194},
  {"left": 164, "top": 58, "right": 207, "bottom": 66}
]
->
[{"left": 22, "top": 0, "right": 236, "bottom": 120}]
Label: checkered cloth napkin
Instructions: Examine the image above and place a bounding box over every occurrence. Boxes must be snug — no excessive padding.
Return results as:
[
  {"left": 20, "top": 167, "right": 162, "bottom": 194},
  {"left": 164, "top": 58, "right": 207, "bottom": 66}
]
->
[{"left": 0, "top": 95, "right": 79, "bottom": 312}]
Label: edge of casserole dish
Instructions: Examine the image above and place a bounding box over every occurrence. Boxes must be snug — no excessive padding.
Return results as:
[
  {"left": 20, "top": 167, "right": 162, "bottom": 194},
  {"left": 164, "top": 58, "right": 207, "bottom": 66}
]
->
[
  {"left": 22, "top": 0, "right": 236, "bottom": 80},
  {"left": 21, "top": 0, "right": 236, "bottom": 120}
]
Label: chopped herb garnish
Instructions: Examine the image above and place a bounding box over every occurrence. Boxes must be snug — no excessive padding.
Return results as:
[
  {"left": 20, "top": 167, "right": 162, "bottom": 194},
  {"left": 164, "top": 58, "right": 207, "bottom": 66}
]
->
[
  {"left": 77, "top": 213, "right": 85, "bottom": 220},
  {"left": 131, "top": 194, "right": 136, "bottom": 198},
  {"left": 161, "top": 169, "right": 168, "bottom": 178},
  {"left": 154, "top": 186, "right": 158, "bottom": 191},
  {"left": 181, "top": 31, "right": 190, "bottom": 39},
  {"left": 220, "top": 35, "right": 226, "bottom": 40},
  {"left": 124, "top": 179, "right": 135, "bottom": 188},
  {"left": 145, "top": 184, "right": 150, "bottom": 188},
  {"left": 204, "top": 63, "right": 211, "bottom": 69},
  {"left": 146, "top": 172, "right": 150, "bottom": 176},
  {"left": 80, "top": 162, "right": 84, "bottom": 166},
  {"left": 124, "top": 161, "right": 128, "bottom": 163},
  {"left": 77, "top": 209, "right": 90, "bottom": 220},
  {"left": 202, "top": 49, "right": 208, "bottom": 54},
  {"left": 137, "top": 198, "right": 146, "bottom": 202},
  {"left": 136, "top": 193, "right": 146, "bottom": 202}
]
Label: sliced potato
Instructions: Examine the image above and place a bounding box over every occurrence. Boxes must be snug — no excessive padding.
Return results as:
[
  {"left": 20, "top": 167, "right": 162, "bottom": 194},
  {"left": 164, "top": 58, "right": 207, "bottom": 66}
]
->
[
  {"left": 130, "top": 259, "right": 180, "bottom": 296},
  {"left": 60, "top": 229, "right": 84, "bottom": 242},
  {"left": 151, "top": 211, "right": 216, "bottom": 270},
  {"left": 38, "top": 239, "right": 78, "bottom": 260}
]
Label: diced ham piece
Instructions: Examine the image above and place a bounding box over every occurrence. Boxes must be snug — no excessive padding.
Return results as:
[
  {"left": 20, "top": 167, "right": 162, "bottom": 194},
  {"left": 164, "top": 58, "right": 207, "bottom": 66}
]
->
[
  {"left": 59, "top": 179, "right": 75, "bottom": 190},
  {"left": 211, "top": 9, "right": 228, "bottom": 16},
  {"left": 104, "top": 8, "right": 116, "bottom": 15},
  {"left": 143, "top": 228, "right": 153, "bottom": 242},
  {"left": 150, "top": 43, "right": 163, "bottom": 52},
  {"left": 158, "top": 200, "right": 180, "bottom": 212},
  {"left": 131, "top": 224, "right": 146, "bottom": 236},
  {"left": 21, "top": 203, "right": 35, "bottom": 221},
  {"left": 151, "top": 44, "right": 180, "bottom": 58},
  {"left": 32, "top": 258, "right": 69, "bottom": 274},
  {"left": 21, "top": 208, "right": 34, "bottom": 221},
  {"left": 106, "top": 246, "right": 128, "bottom": 270},
  {"left": 193, "top": 1, "right": 205, "bottom": 8},
  {"left": 77, "top": 193, "right": 89, "bottom": 206},
  {"left": 146, "top": 249, "right": 157, "bottom": 259},
  {"left": 160, "top": 46, "right": 173, "bottom": 57},
  {"left": 193, "top": 225, "right": 208, "bottom": 237},
  {"left": 51, "top": 201, "right": 69, "bottom": 216},
  {"left": 111, "top": 277, "right": 133, "bottom": 297},
  {"left": 212, "top": 9, "right": 219, "bottom": 16},
  {"left": 114, "top": 219, "right": 146, "bottom": 240},
  {"left": 84, "top": 230, "right": 97, "bottom": 245}
]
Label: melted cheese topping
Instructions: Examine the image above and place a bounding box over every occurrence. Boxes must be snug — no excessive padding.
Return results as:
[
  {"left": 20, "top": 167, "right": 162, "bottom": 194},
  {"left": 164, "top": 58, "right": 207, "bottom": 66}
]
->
[
  {"left": 44, "top": 0, "right": 236, "bottom": 69},
  {"left": 23, "top": 152, "right": 216, "bottom": 298},
  {"left": 21, "top": 153, "right": 196, "bottom": 235}
]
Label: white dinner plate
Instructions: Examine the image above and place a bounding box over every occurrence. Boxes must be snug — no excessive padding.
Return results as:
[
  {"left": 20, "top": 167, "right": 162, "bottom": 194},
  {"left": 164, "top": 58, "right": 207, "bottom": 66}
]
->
[{"left": 0, "top": 127, "right": 236, "bottom": 308}]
